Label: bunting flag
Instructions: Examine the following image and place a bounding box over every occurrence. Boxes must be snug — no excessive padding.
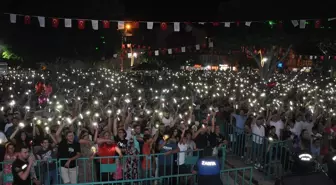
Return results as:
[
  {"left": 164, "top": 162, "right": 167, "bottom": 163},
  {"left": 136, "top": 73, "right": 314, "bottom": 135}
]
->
[
  {"left": 119, "top": 42, "right": 336, "bottom": 61},
  {"left": 5, "top": 13, "right": 336, "bottom": 30},
  {"left": 52, "top": 18, "right": 59, "bottom": 28},
  {"left": 119, "top": 42, "right": 210, "bottom": 58}
]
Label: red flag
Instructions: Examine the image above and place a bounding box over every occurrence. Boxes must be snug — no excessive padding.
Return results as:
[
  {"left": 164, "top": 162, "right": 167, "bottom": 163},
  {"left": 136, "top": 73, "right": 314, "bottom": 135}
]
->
[
  {"left": 160, "top": 22, "right": 167, "bottom": 30},
  {"left": 121, "top": 44, "right": 126, "bottom": 49},
  {"left": 148, "top": 51, "right": 152, "bottom": 56},
  {"left": 103, "top": 20, "right": 110, "bottom": 28},
  {"left": 24, "top": 15, "right": 31, "bottom": 24},
  {"left": 78, "top": 20, "right": 85, "bottom": 29},
  {"left": 132, "top": 21, "right": 139, "bottom": 28},
  {"left": 320, "top": 56, "right": 324, "bottom": 60},
  {"left": 315, "top": 20, "right": 321, "bottom": 28},
  {"left": 212, "top": 22, "right": 220, "bottom": 26},
  {"left": 236, "top": 21, "right": 240, "bottom": 27},
  {"left": 161, "top": 48, "right": 166, "bottom": 55},
  {"left": 52, "top": 18, "right": 59, "bottom": 28}
]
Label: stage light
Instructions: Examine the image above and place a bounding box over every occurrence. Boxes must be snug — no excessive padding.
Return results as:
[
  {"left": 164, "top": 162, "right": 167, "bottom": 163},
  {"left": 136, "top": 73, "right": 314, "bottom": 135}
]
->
[{"left": 298, "top": 153, "right": 312, "bottom": 161}]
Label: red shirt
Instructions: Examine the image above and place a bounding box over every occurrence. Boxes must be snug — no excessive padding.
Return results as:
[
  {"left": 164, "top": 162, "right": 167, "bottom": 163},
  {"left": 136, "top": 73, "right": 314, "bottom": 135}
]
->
[
  {"left": 98, "top": 143, "right": 116, "bottom": 164},
  {"left": 142, "top": 142, "right": 151, "bottom": 169}
]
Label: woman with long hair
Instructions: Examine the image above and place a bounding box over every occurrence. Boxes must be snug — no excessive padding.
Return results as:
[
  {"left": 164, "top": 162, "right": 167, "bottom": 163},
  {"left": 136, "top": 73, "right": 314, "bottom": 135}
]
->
[
  {"left": 77, "top": 127, "right": 98, "bottom": 183},
  {"left": 11, "top": 131, "right": 30, "bottom": 153},
  {"left": 97, "top": 130, "right": 123, "bottom": 182},
  {"left": 3, "top": 143, "right": 16, "bottom": 185}
]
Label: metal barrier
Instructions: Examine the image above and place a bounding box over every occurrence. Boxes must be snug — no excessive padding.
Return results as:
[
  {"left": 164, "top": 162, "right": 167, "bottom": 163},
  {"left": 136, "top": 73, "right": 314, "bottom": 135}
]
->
[
  {"left": 0, "top": 148, "right": 227, "bottom": 184},
  {"left": 222, "top": 122, "right": 295, "bottom": 179},
  {"left": 52, "top": 166, "right": 253, "bottom": 185}
]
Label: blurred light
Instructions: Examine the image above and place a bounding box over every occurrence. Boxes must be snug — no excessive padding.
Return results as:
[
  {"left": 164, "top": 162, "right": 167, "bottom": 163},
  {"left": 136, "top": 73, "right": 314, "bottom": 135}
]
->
[
  {"left": 277, "top": 62, "right": 283, "bottom": 68},
  {"left": 125, "top": 24, "right": 131, "bottom": 30}
]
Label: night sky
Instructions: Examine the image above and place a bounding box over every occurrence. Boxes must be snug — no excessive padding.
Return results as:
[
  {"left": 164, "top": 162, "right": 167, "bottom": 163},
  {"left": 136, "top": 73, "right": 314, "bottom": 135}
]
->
[{"left": 0, "top": 0, "right": 335, "bottom": 62}]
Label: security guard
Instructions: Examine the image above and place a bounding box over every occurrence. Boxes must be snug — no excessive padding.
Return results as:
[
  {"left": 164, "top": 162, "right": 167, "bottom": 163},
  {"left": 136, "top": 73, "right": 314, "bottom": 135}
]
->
[{"left": 192, "top": 148, "right": 222, "bottom": 185}]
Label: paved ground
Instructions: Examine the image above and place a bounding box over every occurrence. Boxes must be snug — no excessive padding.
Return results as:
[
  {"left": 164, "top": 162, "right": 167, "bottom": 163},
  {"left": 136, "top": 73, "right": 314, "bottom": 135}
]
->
[{"left": 225, "top": 155, "right": 275, "bottom": 185}]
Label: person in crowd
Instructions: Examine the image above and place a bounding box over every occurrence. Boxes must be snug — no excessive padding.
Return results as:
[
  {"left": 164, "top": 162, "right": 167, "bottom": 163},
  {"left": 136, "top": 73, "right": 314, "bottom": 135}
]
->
[
  {"left": 97, "top": 130, "right": 122, "bottom": 182},
  {"left": 269, "top": 114, "right": 284, "bottom": 140},
  {"left": 35, "top": 138, "right": 58, "bottom": 185},
  {"left": 125, "top": 137, "right": 139, "bottom": 181},
  {"left": 3, "top": 143, "right": 16, "bottom": 185},
  {"left": 251, "top": 117, "right": 265, "bottom": 169},
  {"left": 10, "top": 131, "right": 29, "bottom": 154},
  {"left": 57, "top": 130, "right": 81, "bottom": 184},
  {"left": 192, "top": 127, "right": 209, "bottom": 157},
  {"left": 11, "top": 146, "right": 40, "bottom": 185},
  {"left": 158, "top": 131, "right": 179, "bottom": 185},
  {"left": 231, "top": 109, "right": 249, "bottom": 157},
  {"left": 77, "top": 128, "right": 97, "bottom": 183}
]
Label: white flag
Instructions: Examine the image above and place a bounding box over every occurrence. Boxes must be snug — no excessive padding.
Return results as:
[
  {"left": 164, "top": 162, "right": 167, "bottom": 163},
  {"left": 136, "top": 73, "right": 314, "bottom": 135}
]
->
[
  {"left": 92, "top": 20, "right": 98, "bottom": 30},
  {"left": 224, "top": 22, "right": 231, "bottom": 27},
  {"left": 174, "top": 22, "right": 180, "bottom": 32},
  {"left": 38, "top": 16, "right": 45, "bottom": 27},
  {"left": 195, "top": 44, "right": 200, "bottom": 50},
  {"left": 209, "top": 42, "right": 214, "bottom": 48},
  {"left": 299, "top": 20, "right": 306, "bottom": 29},
  {"left": 168, "top": 48, "right": 172, "bottom": 54},
  {"left": 181, "top": 46, "right": 186, "bottom": 52},
  {"left": 155, "top": 50, "right": 159, "bottom": 56},
  {"left": 291, "top": 20, "right": 299, "bottom": 27},
  {"left": 118, "top": 21, "right": 124, "bottom": 30},
  {"left": 65, "top": 19, "right": 72, "bottom": 28},
  {"left": 10, "top": 14, "right": 16, "bottom": 23},
  {"left": 147, "top": 22, "right": 153, "bottom": 29},
  {"left": 245, "top": 22, "right": 251, "bottom": 27}
]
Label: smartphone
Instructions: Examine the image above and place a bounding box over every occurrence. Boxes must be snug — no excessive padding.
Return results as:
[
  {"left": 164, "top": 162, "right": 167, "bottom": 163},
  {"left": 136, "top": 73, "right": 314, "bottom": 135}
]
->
[{"left": 163, "top": 134, "right": 170, "bottom": 141}]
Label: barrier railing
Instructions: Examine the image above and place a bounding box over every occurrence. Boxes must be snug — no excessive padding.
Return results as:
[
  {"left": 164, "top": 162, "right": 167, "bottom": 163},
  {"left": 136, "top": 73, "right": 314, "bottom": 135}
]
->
[
  {"left": 53, "top": 166, "right": 253, "bottom": 185},
  {"left": 222, "top": 122, "right": 328, "bottom": 179},
  {"left": 225, "top": 123, "right": 295, "bottom": 178},
  {"left": 0, "top": 148, "right": 227, "bottom": 184}
]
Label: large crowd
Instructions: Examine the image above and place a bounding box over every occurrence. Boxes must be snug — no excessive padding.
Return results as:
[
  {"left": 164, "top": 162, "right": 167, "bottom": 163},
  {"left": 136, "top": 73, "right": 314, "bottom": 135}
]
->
[{"left": 0, "top": 67, "right": 336, "bottom": 185}]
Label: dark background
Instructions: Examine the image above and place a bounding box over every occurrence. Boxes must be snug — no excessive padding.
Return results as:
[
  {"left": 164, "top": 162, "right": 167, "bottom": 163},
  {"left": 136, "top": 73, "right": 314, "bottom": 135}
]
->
[{"left": 0, "top": 0, "right": 335, "bottom": 62}]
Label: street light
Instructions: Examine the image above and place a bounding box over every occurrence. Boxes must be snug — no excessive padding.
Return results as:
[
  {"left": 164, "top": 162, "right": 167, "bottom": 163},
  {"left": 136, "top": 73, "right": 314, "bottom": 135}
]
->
[{"left": 125, "top": 23, "right": 131, "bottom": 30}]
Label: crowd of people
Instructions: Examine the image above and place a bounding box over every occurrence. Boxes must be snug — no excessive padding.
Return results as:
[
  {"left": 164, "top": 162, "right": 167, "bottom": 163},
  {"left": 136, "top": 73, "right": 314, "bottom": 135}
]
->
[{"left": 0, "top": 67, "right": 335, "bottom": 185}]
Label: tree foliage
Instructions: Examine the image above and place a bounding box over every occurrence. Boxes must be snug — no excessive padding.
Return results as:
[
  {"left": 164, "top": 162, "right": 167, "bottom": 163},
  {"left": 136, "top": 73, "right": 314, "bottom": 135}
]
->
[{"left": 1, "top": 45, "right": 23, "bottom": 61}]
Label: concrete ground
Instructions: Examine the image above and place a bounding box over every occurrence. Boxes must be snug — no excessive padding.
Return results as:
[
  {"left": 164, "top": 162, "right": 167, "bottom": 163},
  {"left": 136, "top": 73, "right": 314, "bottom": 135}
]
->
[{"left": 225, "top": 155, "right": 275, "bottom": 185}]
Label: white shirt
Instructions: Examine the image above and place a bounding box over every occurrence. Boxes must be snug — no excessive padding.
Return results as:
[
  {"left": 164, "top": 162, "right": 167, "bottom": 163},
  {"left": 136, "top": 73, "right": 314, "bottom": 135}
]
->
[
  {"left": 252, "top": 124, "right": 265, "bottom": 144},
  {"left": 0, "top": 132, "right": 8, "bottom": 144},
  {"left": 270, "top": 120, "right": 284, "bottom": 138},
  {"left": 4, "top": 123, "right": 13, "bottom": 133},
  {"left": 126, "top": 127, "right": 132, "bottom": 140},
  {"left": 301, "top": 121, "right": 313, "bottom": 134},
  {"left": 293, "top": 121, "right": 304, "bottom": 136},
  {"left": 162, "top": 117, "right": 173, "bottom": 127},
  {"left": 177, "top": 143, "right": 188, "bottom": 165}
]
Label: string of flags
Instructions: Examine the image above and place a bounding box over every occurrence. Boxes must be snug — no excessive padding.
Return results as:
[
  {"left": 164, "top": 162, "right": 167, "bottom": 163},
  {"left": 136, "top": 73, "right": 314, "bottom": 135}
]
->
[
  {"left": 118, "top": 43, "right": 336, "bottom": 61},
  {"left": 118, "top": 42, "right": 214, "bottom": 58},
  {"left": 5, "top": 13, "right": 336, "bottom": 30}
]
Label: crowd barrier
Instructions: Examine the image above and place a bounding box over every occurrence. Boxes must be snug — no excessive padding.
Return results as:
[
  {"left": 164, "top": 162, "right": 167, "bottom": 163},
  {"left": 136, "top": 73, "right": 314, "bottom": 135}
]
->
[
  {"left": 0, "top": 148, "right": 230, "bottom": 185},
  {"left": 222, "top": 122, "right": 327, "bottom": 179},
  {"left": 59, "top": 167, "right": 254, "bottom": 185}
]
